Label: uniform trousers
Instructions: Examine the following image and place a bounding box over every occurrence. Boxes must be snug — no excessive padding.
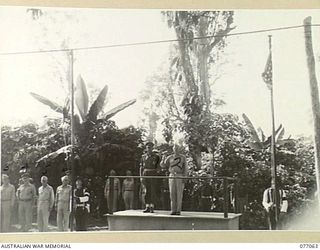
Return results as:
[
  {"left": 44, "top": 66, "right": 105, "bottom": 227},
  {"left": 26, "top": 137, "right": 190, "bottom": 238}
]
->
[
  {"left": 123, "top": 191, "right": 134, "bottom": 210},
  {"left": 1, "top": 200, "right": 12, "bottom": 232},
  {"left": 37, "top": 201, "right": 50, "bottom": 232},
  {"left": 266, "top": 208, "right": 286, "bottom": 230},
  {"left": 143, "top": 169, "right": 157, "bottom": 205},
  {"left": 57, "top": 201, "right": 70, "bottom": 231},
  {"left": 75, "top": 207, "right": 87, "bottom": 231},
  {"left": 18, "top": 200, "right": 33, "bottom": 231},
  {"left": 106, "top": 190, "right": 119, "bottom": 212},
  {"left": 168, "top": 173, "right": 185, "bottom": 213}
]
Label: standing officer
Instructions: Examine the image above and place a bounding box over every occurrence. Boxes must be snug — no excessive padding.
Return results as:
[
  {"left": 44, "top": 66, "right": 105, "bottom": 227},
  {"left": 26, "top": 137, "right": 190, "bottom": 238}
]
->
[
  {"left": 1, "top": 174, "right": 15, "bottom": 232},
  {"left": 37, "top": 176, "right": 54, "bottom": 232},
  {"left": 262, "top": 178, "right": 288, "bottom": 230},
  {"left": 16, "top": 173, "right": 37, "bottom": 232},
  {"left": 74, "top": 179, "right": 90, "bottom": 231},
  {"left": 104, "top": 170, "right": 121, "bottom": 213},
  {"left": 162, "top": 144, "right": 187, "bottom": 215},
  {"left": 55, "top": 175, "right": 72, "bottom": 231},
  {"left": 140, "top": 142, "right": 160, "bottom": 213},
  {"left": 122, "top": 170, "right": 135, "bottom": 210}
]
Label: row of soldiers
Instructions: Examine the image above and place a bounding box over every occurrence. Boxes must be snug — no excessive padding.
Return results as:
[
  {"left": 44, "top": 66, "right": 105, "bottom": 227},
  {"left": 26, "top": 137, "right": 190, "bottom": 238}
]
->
[{"left": 0, "top": 173, "right": 91, "bottom": 232}]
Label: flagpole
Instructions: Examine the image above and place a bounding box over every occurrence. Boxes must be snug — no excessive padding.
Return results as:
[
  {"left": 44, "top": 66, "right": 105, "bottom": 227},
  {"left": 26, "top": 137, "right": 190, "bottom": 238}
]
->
[
  {"left": 268, "top": 35, "right": 279, "bottom": 228},
  {"left": 69, "top": 49, "right": 75, "bottom": 232}
]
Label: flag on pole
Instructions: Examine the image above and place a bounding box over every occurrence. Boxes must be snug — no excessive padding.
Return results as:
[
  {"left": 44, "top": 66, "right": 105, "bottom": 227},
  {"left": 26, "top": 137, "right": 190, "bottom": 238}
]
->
[{"left": 262, "top": 53, "right": 273, "bottom": 90}]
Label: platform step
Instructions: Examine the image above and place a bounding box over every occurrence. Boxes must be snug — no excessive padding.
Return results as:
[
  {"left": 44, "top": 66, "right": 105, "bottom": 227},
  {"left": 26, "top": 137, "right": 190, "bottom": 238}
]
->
[{"left": 107, "top": 210, "right": 241, "bottom": 231}]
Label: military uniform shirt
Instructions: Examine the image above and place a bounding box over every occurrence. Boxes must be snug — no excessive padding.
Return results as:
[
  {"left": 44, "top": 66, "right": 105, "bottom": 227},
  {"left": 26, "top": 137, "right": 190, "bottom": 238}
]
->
[
  {"left": 56, "top": 185, "right": 72, "bottom": 202},
  {"left": 141, "top": 152, "right": 160, "bottom": 170},
  {"left": 164, "top": 154, "right": 187, "bottom": 174},
  {"left": 123, "top": 179, "right": 134, "bottom": 191},
  {"left": 1, "top": 184, "right": 15, "bottom": 205},
  {"left": 104, "top": 178, "right": 121, "bottom": 192},
  {"left": 17, "top": 183, "right": 36, "bottom": 200},
  {"left": 38, "top": 185, "right": 54, "bottom": 207}
]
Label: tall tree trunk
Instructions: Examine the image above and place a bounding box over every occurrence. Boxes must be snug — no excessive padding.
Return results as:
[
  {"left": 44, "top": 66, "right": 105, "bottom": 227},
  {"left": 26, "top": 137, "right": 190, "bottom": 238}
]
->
[
  {"left": 198, "top": 16, "right": 211, "bottom": 111},
  {"left": 174, "top": 18, "right": 202, "bottom": 168},
  {"left": 199, "top": 51, "right": 210, "bottom": 111},
  {"left": 303, "top": 16, "right": 320, "bottom": 208},
  {"left": 174, "top": 27, "right": 198, "bottom": 94},
  {"left": 148, "top": 112, "right": 159, "bottom": 142}
]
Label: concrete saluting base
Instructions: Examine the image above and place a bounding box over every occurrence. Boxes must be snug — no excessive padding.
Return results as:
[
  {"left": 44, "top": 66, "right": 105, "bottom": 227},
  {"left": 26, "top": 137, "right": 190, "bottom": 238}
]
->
[{"left": 107, "top": 210, "right": 242, "bottom": 231}]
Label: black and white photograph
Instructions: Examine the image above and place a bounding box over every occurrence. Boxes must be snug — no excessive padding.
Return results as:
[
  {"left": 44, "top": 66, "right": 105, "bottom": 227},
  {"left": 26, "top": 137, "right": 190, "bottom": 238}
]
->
[{"left": 1, "top": 6, "right": 320, "bottom": 234}]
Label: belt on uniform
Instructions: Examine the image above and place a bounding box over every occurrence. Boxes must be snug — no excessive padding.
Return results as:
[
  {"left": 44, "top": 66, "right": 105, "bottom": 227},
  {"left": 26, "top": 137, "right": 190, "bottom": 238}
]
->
[
  {"left": 19, "top": 199, "right": 32, "bottom": 202},
  {"left": 76, "top": 204, "right": 85, "bottom": 207},
  {"left": 201, "top": 196, "right": 212, "bottom": 199}
]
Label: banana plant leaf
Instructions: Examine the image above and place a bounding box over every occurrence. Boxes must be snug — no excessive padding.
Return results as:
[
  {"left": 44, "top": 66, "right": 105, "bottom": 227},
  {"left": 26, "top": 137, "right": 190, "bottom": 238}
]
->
[
  {"left": 30, "top": 92, "right": 63, "bottom": 113},
  {"left": 257, "top": 127, "right": 266, "bottom": 142},
  {"left": 73, "top": 114, "right": 81, "bottom": 134},
  {"left": 75, "top": 75, "right": 89, "bottom": 122},
  {"left": 277, "top": 138, "right": 294, "bottom": 146},
  {"left": 105, "top": 99, "right": 137, "bottom": 120},
  {"left": 63, "top": 97, "right": 70, "bottom": 120},
  {"left": 82, "top": 142, "right": 133, "bottom": 157},
  {"left": 87, "top": 85, "right": 109, "bottom": 122},
  {"left": 242, "top": 113, "right": 261, "bottom": 143},
  {"left": 35, "top": 145, "right": 72, "bottom": 167},
  {"left": 276, "top": 127, "right": 285, "bottom": 142},
  {"left": 247, "top": 141, "right": 263, "bottom": 151},
  {"left": 262, "top": 124, "right": 283, "bottom": 147}
]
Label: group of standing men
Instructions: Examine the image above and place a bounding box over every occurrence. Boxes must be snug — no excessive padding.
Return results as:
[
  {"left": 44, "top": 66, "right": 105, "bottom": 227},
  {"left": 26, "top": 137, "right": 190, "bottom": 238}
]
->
[
  {"left": 140, "top": 142, "right": 188, "bottom": 215},
  {"left": 1, "top": 141, "right": 191, "bottom": 232},
  {"left": 0, "top": 172, "right": 91, "bottom": 232}
]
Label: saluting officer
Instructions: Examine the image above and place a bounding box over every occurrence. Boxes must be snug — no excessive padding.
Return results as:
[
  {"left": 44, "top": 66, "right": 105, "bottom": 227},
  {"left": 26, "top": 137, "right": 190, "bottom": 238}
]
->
[
  {"left": 1, "top": 174, "right": 16, "bottom": 232},
  {"left": 37, "top": 176, "right": 54, "bottom": 232},
  {"left": 162, "top": 144, "right": 187, "bottom": 215},
  {"left": 74, "top": 179, "right": 90, "bottom": 231},
  {"left": 140, "top": 141, "right": 160, "bottom": 213},
  {"left": 56, "top": 175, "right": 72, "bottom": 231},
  {"left": 16, "top": 173, "right": 37, "bottom": 232}
]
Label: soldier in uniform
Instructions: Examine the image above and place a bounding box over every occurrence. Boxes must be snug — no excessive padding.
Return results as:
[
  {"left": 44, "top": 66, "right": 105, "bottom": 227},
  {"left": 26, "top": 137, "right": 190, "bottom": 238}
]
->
[
  {"left": 1, "top": 174, "right": 16, "bottom": 232},
  {"left": 74, "top": 179, "right": 90, "bottom": 231},
  {"left": 55, "top": 175, "right": 72, "bottom": 231},
  {"left": 37, "top": 176, "right": 54, "bottom": 232},
  {"left": 198, "top": 173, "right": 214, "bottom": 212},
  {"left": 122, "top": 170, "right": 135, "bottom": 210},
  {"left": 104, "top": 170, "right": 121, "bottom": 213},
  {"left": 140, "top": 142, "right": 160, "bottom": 213},
  {"left": 16, "top": 173, "right": 37, "bottom": 232},
  {"left": 162, "top": 144, "right": 188, "bottom": 215},
  {"left": 262, "top": 179, "right": 288, "bottom": 230}
]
